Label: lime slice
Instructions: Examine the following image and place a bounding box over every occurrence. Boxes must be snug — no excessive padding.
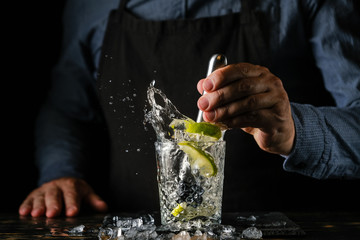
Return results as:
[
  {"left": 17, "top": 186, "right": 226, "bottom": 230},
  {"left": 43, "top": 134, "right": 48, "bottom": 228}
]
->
[
  {"left": 169, "top": 118, "right": 195, "bottom": 130},
  {"left": 185, "top": 122, "right": 221, "bottom": 141},
  {"left": 178, "top": 141, "right": 217, "bottom": 177},
  {"left": 169, "top": 119, "right": 222, "bottom": 142},
  {"left": 171, "top": 202, "right": 186, "bottom": 217}
]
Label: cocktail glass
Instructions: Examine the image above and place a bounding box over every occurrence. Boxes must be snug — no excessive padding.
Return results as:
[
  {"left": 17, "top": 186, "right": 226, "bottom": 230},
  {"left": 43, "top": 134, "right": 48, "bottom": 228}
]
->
[{"left": 155, "top": 140, "right": 226, "bottom": 226}]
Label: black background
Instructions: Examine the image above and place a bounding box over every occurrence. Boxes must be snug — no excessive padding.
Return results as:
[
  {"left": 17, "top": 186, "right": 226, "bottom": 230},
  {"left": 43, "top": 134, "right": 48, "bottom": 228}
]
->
[{"left": 1, "top": 1, "right": 66, "bottom": 212}]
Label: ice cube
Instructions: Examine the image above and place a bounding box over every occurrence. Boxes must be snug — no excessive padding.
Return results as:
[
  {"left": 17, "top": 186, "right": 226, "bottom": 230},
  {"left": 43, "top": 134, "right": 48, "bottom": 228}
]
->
[
  {"left": 140, "top": 224, "right": 157, "bottom": 232},
  {"left": 148, "top": 230, "right": 158, "bottom": 239},
  {"left": 68, "top": 224, "right": 85, "bottom": 233},
  {"left": 97, "top": 227, "right": 114, "bottom": 239},
  {"left": 190, "top": 220, "right": 202, "bottom": 229},
  {"left": 169, "top": 222, "right": 182, "bottom": 232},
  {"left": 124, "top": 228, "right": 137, "bottom": 238},
  {"left": 206, "top": 231, "right": 216, "bottom": 239},
  {"left": 241, "top": 227, "right": 262, "bottom": 239},
  {"left": 156, "top": 233, "right": 175, "bottom": 240},
  {"left": 131, "top": 218, "right": 143, "bottom": 228},
  {"left": 220, "top": 225, "right": 236, "bottom": 239},
  {"left": 194, "top": 230, "right": 202, "bottom": 236},
  {"left": 141, "top": 214, "right": 155, "bottom": 225},
  {"left": 113, "top": 217, "right": 144, "bottom": 230}
]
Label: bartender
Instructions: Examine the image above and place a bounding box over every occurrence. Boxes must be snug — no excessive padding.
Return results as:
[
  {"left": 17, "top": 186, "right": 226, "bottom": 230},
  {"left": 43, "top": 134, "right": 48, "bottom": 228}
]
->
[{"left": 19, "top": 0, "right": 360, "bottom": 218}]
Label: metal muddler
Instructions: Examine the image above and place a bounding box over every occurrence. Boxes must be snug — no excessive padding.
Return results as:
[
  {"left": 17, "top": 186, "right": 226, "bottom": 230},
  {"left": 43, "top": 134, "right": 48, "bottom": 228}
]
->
[{"left": 196, "top": 54, "right": 227, "bottom": 123}]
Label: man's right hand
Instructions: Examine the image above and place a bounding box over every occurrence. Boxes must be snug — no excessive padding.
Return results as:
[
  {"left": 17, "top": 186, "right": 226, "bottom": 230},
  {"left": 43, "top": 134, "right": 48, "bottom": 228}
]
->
[{"left": 19, "top": 177, "right": 108, "bottom": 218}]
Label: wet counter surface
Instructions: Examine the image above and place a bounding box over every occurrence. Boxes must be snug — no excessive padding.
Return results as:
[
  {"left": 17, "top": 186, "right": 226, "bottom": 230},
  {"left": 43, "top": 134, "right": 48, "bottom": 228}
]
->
[{"left": 0, "top": 211, "right": 359, "bottom": 239}]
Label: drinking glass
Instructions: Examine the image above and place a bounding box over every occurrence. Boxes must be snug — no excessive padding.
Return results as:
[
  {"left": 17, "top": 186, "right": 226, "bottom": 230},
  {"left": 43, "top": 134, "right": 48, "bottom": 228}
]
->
[{"left": 155, "top": 140, "right": 226, "bottom": 225}]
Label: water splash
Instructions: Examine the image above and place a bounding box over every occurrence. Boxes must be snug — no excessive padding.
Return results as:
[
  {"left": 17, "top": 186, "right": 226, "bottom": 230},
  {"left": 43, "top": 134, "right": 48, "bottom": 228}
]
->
[{"left": 144, "top": 83, "right": 190, "bottom": 141}]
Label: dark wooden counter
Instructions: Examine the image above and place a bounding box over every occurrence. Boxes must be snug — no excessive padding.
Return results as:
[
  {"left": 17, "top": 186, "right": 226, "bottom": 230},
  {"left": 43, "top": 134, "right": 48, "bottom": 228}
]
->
[{"left": 0, "top": 211, "right": 359, "bottom": 239}]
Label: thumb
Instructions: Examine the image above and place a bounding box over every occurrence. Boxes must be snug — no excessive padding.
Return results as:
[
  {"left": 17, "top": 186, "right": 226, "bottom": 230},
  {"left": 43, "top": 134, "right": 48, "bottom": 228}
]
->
[
  {"left": 197, "top": 78, "right": 205, "bottom": 94},
  {"left": 85, "top": 191, "right": 108, "bottom": 213}
]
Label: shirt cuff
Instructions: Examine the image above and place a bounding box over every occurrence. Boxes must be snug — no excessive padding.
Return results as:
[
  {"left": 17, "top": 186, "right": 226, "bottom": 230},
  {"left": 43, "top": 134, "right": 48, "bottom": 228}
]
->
[
  {"left": 282, "top": 103, "right": 330, "bottom": 179},
  {"left": 36, "top": 145, "right": 85, "bottom": 186}
]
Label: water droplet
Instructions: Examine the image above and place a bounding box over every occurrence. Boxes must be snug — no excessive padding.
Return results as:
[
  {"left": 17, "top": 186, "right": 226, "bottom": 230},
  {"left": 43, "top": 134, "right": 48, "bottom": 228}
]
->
[
  {"left": 122, "top": 97, "right": 131, "bottom": 102},
  {"left": 109, "top": 79, "right": 112, "bottom": 83},
  {"left": 136, "top": 148, "right": 141, "bottom": 152},
  {"left": 109, "top": 101, "right": 113, "bottom": 105}
]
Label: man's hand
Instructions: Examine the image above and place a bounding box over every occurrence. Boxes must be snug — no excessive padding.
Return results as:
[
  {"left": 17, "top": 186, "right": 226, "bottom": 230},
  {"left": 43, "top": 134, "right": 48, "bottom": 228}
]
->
[
  {"left": 197, "top": 63, "right": 295, "bottom": 155},
  {"left": 19, "top": 177, "right": 108, "bottom": 218}
]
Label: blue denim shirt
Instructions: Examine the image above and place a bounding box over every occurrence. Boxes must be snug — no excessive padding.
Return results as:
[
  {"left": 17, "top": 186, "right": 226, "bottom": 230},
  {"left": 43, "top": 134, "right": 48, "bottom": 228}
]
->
[{"left": 36, "top": 0, "right": 360, "bottom": 185}]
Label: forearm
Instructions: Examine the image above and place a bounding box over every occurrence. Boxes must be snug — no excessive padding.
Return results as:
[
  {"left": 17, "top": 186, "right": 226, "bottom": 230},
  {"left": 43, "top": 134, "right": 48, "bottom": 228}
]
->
[
  {"left": 35, "top": 104, "right": 82, "bottom": 185},
  {"left": 35, "top": 102, "right": 105, "bottom": 185},
  {"left": 283, "top": 102, "right": 360, "bottom": 179}
]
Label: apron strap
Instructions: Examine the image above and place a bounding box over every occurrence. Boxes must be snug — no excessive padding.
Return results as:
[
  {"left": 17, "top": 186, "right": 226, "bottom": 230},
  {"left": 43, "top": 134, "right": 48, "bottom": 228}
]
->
[
  {"left": 118, "top": 0, "right": 128, "bottom": 11},
  {"left": 240, "top": 0, "right": 252, "bottom": 23}
]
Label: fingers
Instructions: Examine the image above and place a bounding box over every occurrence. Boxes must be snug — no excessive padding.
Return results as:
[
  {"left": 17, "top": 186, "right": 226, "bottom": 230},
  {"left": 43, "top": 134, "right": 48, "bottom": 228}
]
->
[
  {"left": 19, "top": 183, "right": 64, "bottom": 218},
  {"left": 31, "top": 195, "right": 46, "bottom": 217},
  {"left": 198, "top": 69, "right": 282, "bottom": 124},
  {"left": 19, "top": 190, "right": 46, "bottom": 217},
  {"left": 44, "top": 185, "right": 63, "bottom": 218},
  {"left": 19, "top": 196, "right": 34, "bottom": 216},
  {"left": 196, "top": 62, "right": 294, "bottom": 155},
  {"left": 220, "top": 104, "right": 285, "bottom": 130},
  {"left": 198, "top": 63, "right": 268, "bottom": 94},
  {"left": 198, "top": 64, "right": 273, "bottom": 113},
  {"left": 61, "top": 180, "right": 81, "bottom": 217},
  {"left": 202, "top": 92, "right": 275, "bottom": 123},
  {"left": 198, "top": 76, "right": 272, "bottom": 114},
  {"left": 58, "top": 178, "right": 108, "bottom": 217},
  {"left": 18, "top": 177, "right": 108, "bottom": 218},
  {"left": 197, "top": 78, "right": 205, "bottom": 94},
  {"left": 85, "top": 192, "right": 108, "bottom": 213}
]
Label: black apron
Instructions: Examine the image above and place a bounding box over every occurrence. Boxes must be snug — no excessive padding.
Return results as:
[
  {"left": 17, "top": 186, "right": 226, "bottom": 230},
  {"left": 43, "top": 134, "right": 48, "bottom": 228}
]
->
[
  {"left": 97, "top": 0, "right": 271, "bottom": 213},
  {"left": 96, "top": 0, "right": 358, "bottom": 213}
]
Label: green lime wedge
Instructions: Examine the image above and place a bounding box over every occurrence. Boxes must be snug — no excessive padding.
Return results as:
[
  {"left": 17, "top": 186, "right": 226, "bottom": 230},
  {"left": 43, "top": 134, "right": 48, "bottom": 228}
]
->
[
  {"left": 178, "top": 141, "right": 217, "bottom": 177},
  {"left": 185, "top": 122, "right": 221, "bottom": 141},
  {"left": 171, "top": 202, "right": 186, "bottom": 217},
  {"left": 169, "top": 119, "right": 222, "bottom": 142},
  {"left": 169, "top": 118, "right": 195, "bottom": 130}
]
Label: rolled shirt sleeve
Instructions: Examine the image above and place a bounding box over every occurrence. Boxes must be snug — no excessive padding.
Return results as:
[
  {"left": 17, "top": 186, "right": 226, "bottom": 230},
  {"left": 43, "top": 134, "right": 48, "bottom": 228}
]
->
[
  {"left": 283, "top": 0, "right": 360, "bottom": 179},
  {"left": 35, "top": 0, "right": 116, "bottom": 185}
]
